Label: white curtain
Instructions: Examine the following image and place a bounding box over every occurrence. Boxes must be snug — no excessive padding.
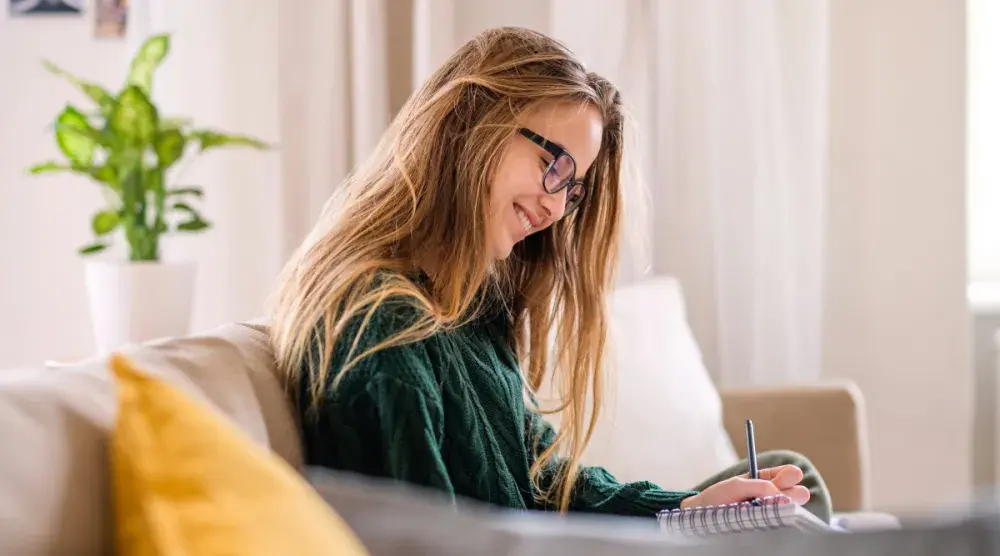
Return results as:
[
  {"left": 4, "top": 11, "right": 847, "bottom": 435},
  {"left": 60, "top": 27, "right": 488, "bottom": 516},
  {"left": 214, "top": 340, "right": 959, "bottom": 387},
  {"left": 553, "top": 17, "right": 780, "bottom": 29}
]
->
[
  {"left": 550, "top": 0, "right": 829, "bottom": 387},
  {"left": 653, "top": 0, "right": 829, "bottom": 387}
]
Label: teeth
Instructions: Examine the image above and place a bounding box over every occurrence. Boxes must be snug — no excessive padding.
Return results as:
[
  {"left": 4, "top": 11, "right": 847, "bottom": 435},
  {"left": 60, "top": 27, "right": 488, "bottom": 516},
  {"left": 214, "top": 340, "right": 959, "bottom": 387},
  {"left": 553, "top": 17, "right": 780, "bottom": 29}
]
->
[{"left": 515, "top": 206, "right": 532, "bottom": 234}]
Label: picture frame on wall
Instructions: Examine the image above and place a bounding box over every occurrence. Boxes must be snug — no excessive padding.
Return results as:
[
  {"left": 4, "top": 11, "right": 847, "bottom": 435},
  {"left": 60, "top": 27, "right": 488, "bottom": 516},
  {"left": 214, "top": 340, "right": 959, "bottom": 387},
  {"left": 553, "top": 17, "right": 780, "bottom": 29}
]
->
[
  {"left": 9, "top": 0, "right": 83, "bottom": 15},
  {"left": 95, "top": 0, "right": 127, "bottom": 38}
]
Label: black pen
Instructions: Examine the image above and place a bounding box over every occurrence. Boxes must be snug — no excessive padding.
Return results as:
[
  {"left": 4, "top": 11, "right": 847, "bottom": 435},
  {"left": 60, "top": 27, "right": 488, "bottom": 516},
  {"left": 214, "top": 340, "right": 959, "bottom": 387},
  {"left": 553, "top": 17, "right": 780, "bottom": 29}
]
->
[{"left": 746, "top": 419, "right": 762, "bottom": 505}]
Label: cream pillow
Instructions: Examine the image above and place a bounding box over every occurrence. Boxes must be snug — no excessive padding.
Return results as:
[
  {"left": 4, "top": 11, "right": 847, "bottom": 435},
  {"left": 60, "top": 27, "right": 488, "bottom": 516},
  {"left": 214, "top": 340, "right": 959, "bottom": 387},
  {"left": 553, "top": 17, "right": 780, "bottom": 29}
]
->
[{"left": 541, "top": 277, "right": 739, "bottom": 489}]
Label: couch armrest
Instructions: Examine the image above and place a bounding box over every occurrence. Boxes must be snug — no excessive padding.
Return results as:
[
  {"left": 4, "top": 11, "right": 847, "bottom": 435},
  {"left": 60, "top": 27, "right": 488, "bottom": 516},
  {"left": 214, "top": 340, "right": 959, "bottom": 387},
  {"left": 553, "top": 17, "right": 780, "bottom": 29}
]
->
[{"left": 719, "top": 382, "right": 871, "bottom": 512}]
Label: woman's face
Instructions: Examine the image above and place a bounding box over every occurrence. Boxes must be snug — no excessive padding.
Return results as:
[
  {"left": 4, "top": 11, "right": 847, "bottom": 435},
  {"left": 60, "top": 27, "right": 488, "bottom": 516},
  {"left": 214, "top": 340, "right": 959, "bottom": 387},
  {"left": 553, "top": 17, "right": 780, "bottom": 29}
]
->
[{"left": 488, "top": 102, "right": 603, "bottom": 260}]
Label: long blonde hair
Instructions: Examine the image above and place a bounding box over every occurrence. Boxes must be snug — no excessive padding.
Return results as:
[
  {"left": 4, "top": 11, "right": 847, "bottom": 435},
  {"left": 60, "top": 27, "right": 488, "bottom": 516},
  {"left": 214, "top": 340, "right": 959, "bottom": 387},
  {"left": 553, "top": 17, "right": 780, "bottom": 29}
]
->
[{"left": 269, "top": 27, "right": 625, "bottom": 512}]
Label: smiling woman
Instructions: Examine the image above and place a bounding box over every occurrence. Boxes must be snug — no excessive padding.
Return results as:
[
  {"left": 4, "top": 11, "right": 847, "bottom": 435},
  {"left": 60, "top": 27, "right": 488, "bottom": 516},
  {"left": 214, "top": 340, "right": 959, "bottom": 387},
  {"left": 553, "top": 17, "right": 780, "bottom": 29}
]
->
[{"left": 267, "top": 25, "right": 829, "bottom": 523}]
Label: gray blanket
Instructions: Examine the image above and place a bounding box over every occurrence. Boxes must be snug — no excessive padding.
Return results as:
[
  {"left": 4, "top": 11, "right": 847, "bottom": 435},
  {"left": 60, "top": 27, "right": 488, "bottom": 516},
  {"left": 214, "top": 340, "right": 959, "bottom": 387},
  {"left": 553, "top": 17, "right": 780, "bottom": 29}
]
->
[{"left": 308, "top": 467, "right": 1000, "bottom": 555}]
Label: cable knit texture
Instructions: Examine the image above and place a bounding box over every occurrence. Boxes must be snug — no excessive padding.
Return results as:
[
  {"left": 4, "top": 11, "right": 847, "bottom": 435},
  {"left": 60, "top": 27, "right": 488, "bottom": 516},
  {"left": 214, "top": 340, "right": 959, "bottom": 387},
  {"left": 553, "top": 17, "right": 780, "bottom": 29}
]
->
[{"left": 299, "top": 295, "right": 697, "bottom": 517}]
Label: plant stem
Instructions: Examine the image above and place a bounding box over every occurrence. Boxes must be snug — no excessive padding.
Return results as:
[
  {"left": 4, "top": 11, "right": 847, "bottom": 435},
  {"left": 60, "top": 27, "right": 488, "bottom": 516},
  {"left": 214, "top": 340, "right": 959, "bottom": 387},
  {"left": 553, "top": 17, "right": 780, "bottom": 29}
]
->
[
  {"left": 153, "top": 166, "right": 166, "bottom": 243},
  {"left": 120, "top": 158, "right": 159, "bottom": 261}
]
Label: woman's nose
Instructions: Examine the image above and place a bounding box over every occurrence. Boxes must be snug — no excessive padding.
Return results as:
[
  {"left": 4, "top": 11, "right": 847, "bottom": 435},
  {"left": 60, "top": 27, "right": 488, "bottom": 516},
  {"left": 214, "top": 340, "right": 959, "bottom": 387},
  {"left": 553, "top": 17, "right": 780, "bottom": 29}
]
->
[{"left": 538, "top": 187, "right": 567, "bottom": 223}]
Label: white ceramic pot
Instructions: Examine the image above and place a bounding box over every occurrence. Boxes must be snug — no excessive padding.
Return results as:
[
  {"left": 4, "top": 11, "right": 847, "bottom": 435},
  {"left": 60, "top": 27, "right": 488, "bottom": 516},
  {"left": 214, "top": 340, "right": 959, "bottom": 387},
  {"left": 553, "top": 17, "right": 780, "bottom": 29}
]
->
[{"left": 84, "top": 260, "right": 196, "bottom": 355}]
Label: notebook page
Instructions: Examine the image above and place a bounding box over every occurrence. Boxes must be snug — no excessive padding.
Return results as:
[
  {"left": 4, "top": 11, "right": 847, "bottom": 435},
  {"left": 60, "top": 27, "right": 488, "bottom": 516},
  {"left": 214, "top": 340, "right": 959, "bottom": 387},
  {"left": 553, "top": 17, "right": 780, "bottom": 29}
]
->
[{"left": 658, "top": 496, "right": 842, "bottom": 536}]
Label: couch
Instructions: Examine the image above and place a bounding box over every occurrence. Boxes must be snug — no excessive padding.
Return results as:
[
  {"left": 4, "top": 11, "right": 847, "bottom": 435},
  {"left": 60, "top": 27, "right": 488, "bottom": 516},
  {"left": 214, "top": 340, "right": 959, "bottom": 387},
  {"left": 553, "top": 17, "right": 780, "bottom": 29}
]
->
[{"left": 0, "top": 276, "right": 886, "bottom": 554}]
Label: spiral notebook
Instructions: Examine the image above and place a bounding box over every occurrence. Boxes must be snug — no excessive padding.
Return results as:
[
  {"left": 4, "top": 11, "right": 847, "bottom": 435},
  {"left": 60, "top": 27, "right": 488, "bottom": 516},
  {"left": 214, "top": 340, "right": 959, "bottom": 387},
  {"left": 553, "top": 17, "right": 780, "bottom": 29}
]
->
[{"left": 657, "top": 495, "right": 842, "bottom": 536}]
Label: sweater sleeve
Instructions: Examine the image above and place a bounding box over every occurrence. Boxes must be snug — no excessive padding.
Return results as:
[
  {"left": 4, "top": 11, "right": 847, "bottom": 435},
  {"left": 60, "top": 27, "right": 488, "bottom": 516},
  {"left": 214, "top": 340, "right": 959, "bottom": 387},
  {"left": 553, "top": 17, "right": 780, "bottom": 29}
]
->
[{"left": 526, "top": 411, "right": 698, "bottom": 517}]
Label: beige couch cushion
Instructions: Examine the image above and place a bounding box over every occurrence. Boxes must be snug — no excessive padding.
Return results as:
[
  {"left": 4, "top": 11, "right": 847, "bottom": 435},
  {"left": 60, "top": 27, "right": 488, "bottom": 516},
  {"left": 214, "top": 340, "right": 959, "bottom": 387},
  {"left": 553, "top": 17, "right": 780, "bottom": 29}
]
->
[
  {"left": 0, "top": 322, "right": 295, "bottom": 556},
  {"left": 233, "top": 321, "right": 304, "bottom": 470}
]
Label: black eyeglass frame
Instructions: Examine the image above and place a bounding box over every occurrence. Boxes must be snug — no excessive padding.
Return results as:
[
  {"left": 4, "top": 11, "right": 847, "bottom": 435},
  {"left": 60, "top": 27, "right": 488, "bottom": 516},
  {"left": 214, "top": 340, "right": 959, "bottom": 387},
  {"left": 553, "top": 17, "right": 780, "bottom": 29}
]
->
[{"left": 518, "top": 127, "right": 587, "bottom": 215}]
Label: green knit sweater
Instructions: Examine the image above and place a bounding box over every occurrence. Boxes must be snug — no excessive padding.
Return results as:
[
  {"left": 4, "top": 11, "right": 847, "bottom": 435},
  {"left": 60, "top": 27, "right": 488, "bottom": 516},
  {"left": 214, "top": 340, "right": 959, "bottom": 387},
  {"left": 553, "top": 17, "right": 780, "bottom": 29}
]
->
[{"left": 299, "top": 296, "right": 697, "bottom": 517}]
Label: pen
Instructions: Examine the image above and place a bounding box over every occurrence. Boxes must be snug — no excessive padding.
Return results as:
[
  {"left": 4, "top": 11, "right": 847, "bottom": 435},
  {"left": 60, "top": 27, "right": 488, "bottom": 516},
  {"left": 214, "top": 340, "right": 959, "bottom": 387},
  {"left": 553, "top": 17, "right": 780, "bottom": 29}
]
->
[
  {"left": 745, "top": 419, "right": 758, "bottom": 479},
  {"left": 746, "top": 419, "right": 761, "bottom": 505}
]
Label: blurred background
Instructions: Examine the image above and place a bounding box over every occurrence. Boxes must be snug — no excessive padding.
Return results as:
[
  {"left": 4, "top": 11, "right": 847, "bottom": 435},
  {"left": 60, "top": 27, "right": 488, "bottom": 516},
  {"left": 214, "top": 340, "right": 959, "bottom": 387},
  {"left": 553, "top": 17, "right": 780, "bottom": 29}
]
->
[{"left": 0, "top": 0, "right": 992, "bottom": 517}]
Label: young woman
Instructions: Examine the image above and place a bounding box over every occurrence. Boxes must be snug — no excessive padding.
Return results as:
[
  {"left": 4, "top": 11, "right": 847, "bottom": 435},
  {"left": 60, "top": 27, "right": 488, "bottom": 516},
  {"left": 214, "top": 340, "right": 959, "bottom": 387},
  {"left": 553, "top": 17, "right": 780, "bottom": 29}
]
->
[{"left": 270, "top": 27, "right": 832, "bottom": 521}]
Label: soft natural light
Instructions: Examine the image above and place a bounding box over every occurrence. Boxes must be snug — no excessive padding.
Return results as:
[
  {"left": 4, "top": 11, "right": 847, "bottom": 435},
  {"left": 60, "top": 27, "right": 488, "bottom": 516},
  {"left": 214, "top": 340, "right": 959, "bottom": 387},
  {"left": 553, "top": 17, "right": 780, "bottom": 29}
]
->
[{"left": 968, "top": 0, "right": 1000, "bottom": 285}]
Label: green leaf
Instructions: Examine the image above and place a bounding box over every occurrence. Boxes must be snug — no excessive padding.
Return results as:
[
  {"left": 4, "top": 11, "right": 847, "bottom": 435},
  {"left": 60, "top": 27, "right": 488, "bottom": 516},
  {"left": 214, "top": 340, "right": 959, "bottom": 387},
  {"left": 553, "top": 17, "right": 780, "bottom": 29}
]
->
[
  {"left": 172, "top": 201, "right": 197, "bottom": 214},
  {"left": 27, "top": 160, "right": 120, "bottom": 191},
  {"left": 154, "top": 128, "right": 185, "bottom": 168},
  {"left": 91, "top": 210, "right": 120, "bottom": 236},
  {"left": 171, "top": 201, "right": 211, "bottom": 232},
  {"left": 28, "top": 161, "right": 73, "bottom": 174},
  {"left": 108, "top": 86, "right": 158, "bottom": 146},
  {"left": 112, "top": 147, "right": 144, "bottom": 170},
  {"left": 167, "top": 186, "right": 204, "bottom": 197},
  {"left": 177, "top": 218, "right": 210, "bottom": 232},
  {"left": 78, "top": 242, "right": 109, "bottom": 255},
  {"left": 90, "top": 163, "right": 118, "bottom": 189},
  {"left": 160, "top": 116, "right": 192, "bottom": 130},
  {"left": 189, "top": 129, "right": 270, "bottom": 152},
  {"left": 127, "top": 34, "right": 170, "bottom": 95},
  {"left": 55, "top": 106, "right": 98, "bottom": 165},
  {"left": 42, "top": 61, "right": 116, "bottom": 117}
]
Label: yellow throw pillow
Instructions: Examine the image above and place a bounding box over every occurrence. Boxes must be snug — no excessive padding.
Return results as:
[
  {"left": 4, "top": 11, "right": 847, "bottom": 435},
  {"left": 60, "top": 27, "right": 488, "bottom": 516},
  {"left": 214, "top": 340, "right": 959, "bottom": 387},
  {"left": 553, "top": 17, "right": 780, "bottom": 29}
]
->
[{"left": 109, "top": 354, "right": 368, "bottom": 556}]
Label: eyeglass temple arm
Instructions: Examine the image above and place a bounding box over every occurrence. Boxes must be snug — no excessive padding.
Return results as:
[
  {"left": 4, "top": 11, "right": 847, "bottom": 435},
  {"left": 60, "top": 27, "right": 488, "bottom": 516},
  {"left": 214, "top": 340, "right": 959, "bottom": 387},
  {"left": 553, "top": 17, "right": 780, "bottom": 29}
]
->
[{"left": 518, "top": 128, "right": 564, "bottom": 159}]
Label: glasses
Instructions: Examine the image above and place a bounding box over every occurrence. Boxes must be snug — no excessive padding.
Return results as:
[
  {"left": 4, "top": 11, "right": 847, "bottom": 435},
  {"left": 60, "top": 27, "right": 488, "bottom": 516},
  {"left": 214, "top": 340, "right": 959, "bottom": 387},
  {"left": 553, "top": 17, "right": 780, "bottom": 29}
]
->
[{"left": 518, "top": 128, "right": 586, "bottom": 216}]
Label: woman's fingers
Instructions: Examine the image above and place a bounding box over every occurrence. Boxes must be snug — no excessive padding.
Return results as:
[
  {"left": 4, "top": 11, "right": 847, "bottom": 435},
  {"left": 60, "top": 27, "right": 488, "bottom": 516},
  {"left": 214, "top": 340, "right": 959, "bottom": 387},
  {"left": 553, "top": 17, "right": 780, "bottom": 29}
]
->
[
  {"left": 735, "top": 465, "right": 809, "bottom": 504},
  {"left": 727, "top": 478, "right": 782, "bottom": 502},
  {"left": 754, "top": 465, "right": 804, "bottom": 490},
  {"left": 780, "top": 485, "right": 811, "bottom": 505},
  {"left": 682, "top": 474, "right": 810, "bottom": 509}
]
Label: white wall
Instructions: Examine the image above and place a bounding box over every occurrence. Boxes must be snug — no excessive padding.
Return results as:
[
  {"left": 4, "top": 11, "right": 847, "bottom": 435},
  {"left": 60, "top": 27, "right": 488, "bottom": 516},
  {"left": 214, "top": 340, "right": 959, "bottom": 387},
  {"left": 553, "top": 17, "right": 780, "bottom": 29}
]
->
[
  {"left": 824, "top": 0, "right": 973, "bottom": 511},
  {"left": 0, "top": 0, "right": 126, "bottom": 365}
]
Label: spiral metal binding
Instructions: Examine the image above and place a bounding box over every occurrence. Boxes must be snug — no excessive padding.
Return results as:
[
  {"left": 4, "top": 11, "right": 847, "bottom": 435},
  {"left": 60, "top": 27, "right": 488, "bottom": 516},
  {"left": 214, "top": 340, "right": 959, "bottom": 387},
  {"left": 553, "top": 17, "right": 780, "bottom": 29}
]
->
[{"left": 657, "top": 495, "right": 791, "bottom": 535}]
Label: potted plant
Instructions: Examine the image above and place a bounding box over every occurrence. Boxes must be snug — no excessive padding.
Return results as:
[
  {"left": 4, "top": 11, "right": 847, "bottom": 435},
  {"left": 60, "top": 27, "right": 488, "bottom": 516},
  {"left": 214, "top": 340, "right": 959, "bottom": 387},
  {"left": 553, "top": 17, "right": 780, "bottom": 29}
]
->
[{"left": 27, "top": 33, "right": 270, "bottom": 354}]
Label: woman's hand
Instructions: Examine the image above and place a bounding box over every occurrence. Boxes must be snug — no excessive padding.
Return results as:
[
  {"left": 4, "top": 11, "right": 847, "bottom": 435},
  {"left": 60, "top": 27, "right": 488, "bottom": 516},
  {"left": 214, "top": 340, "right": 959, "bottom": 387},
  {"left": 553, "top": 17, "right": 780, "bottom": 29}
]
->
[{"left": 679, "top": 465, "right": 810, "bottom": 509}]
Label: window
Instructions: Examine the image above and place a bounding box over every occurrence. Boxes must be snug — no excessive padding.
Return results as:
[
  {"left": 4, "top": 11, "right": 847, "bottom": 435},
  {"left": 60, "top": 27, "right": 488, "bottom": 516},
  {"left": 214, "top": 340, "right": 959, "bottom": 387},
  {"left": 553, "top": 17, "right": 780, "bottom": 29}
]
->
[{"left": 968, "top": 0, "right": 1000, "bottom": 288}]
